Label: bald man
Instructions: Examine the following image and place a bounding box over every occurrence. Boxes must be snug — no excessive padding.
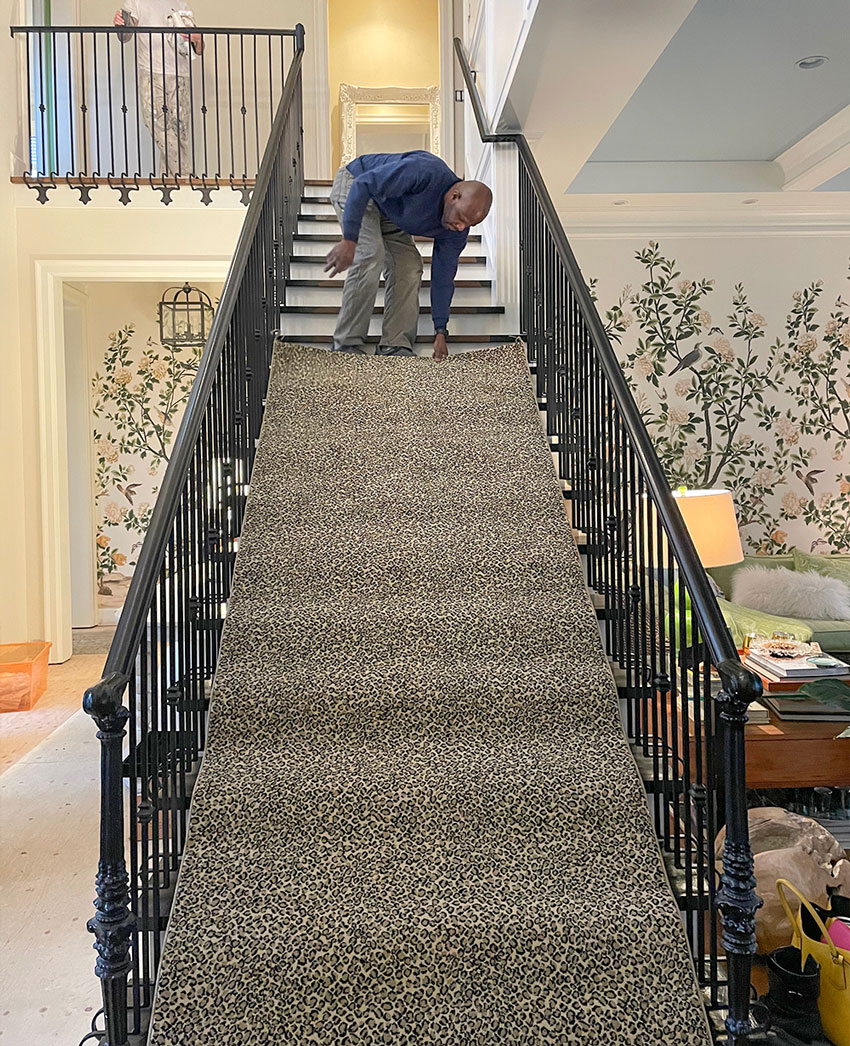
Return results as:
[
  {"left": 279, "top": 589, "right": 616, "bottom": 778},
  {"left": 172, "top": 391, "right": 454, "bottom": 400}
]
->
[{"left": 324, "top": 151, "right": 492, "bottom": 360}]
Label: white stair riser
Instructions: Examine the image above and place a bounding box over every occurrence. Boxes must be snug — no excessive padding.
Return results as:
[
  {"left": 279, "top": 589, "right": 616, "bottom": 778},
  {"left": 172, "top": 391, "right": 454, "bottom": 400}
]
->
[
  {"left": 292, "top": 239, "right": 482, "bottom": 259},
  {"left": 296, "top": 218, "right": 484, "bottom": 241},
  {"left": 288, "top": 260, "right": 490, "bottom": 279},
  {"left": 283, "top": 339, "right": 517, "bottom": 356},
  {"left": 298, "top": 219, "right": 341, "bottom": 235},
  {"left": 279, "top": 312, "right": 514, "bottom": 337},
  {"left": 284, "top": 285, "right": 492, "bottom": 307},
  {"left": 300, "top": 200, "right": 334, "bottom": 215},
  {"left": 302, "top": 184, "right": 332, "bottom": 198}
]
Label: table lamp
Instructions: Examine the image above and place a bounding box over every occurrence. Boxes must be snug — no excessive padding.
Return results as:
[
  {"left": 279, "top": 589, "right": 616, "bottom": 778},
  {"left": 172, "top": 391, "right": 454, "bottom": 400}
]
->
[{"left": 672, "top": 487, "right": 744, "bottom": 568}]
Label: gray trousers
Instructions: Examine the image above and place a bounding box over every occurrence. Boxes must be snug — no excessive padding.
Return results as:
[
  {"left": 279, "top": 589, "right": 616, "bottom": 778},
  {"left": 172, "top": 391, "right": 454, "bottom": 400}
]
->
[
  {"left": 138, "top": 69, "right": 192, "bottom": 176},
  {"left": 330, "top": 167, "right": 423, "bottom": 354}
]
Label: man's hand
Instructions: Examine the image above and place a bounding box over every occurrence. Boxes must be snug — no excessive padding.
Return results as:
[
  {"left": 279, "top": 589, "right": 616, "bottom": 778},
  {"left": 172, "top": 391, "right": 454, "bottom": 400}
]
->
[
  {"left": 113, "top": 10, "right": 126, "bottom": 24},
  {"left": 433, "top": 333, "right": 448, "bottom": 361},
  {"left": 324, "top": 239, "right": 356, "bottom": 277}
]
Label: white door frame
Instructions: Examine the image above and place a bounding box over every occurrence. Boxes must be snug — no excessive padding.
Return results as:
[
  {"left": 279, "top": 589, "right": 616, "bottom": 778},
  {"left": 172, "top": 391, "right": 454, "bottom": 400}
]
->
[
  {"left": 439, "top": 0, "right": 457, "bottom": 171},
  {"left": 62, "top": 283, "right": 98, "bottom": 629},
  {"left": 34, "top": 257, "right": 229, "bottom": 663}
]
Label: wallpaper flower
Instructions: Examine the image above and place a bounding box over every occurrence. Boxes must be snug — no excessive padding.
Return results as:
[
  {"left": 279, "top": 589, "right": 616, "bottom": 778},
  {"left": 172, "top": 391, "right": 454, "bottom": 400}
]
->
[
  {"left": 92, "top": 323, "right": 202, "bottom": 592},
  {"left": 599, "top": 244, "right": 850, "bottom": 554}
]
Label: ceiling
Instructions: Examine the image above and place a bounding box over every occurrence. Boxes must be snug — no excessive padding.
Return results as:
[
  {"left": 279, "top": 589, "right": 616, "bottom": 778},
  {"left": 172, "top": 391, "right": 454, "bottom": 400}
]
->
[{"left": 566, "top": 0, "right": 850, "bottom": 194}]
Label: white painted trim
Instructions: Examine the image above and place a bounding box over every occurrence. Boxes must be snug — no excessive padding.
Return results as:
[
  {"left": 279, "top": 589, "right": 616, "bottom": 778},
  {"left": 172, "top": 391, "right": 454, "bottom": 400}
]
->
[
  {"left": 61, "top": 283, "right": 98, "bottom": 630},
  {"left": 490, "top": 0, "right": 537, "bottom": 131},
  {"left": 556, "top": 192, "right": 850, "bottom": 237},
  {"left": 776, "top": 104, "right": 850, "bottom": 191},
  {"left": 439, "top": 0, "right": 456, "bottom": 171},
  {"left": 308, "top": 0, "right": 332, "bottom": 180},
  {"left": 468, "top": 0, "right": 485, "bottom": 68},
  {"left": 33, "top": 256, "right": 230, "bottom": 663}
]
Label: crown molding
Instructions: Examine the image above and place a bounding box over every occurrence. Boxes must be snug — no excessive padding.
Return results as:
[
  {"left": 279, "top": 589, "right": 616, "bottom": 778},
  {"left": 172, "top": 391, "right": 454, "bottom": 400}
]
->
[
  {"left": 776, "top": 104, "right": 850, "bottom": 191},
  {"left": 557, "top": 191, "right": 850, "bottom": 237}
]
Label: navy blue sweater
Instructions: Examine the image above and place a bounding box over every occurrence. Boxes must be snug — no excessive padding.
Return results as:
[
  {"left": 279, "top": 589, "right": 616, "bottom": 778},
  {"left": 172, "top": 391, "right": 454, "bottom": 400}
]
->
[{"left": 343, "top": 151, "right": 468, "bottom": 331}]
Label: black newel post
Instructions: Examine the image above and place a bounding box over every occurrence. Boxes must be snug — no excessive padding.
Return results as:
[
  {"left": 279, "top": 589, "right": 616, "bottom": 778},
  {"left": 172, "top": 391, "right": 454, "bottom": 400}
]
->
[
  {"left": 715, "top": 662, "right": 763, "bottom": 1045},
  {"left": 83, "top": 673, "right": 134, "bottom": 1046}
]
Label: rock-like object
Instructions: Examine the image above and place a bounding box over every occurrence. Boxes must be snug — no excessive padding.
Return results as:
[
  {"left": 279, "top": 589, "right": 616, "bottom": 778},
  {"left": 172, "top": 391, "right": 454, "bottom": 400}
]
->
[
  {"left": 752, "top": 847, "right": 831, "bottom": 954},
  {"left": 715, "top": 807, "right": 844, "bottom": 866},
  {"left": 715, "top": 807, "right": 849, "bottom": 954}
]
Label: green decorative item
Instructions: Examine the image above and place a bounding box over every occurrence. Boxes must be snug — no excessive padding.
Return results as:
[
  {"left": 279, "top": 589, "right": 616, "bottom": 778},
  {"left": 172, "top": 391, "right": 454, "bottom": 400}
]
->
[
  {"left": 792, "top": 547, "right": 850, "bottom": 590},
  {"left": 794, "top": 678, "right": 850, "bottom": 712}
]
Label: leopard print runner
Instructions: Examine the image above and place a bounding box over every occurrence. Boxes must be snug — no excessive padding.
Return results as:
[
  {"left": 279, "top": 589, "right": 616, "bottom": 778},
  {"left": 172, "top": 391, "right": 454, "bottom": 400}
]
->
[{"left": 147, "top": 342, "right": 712, "bottom": 1045}]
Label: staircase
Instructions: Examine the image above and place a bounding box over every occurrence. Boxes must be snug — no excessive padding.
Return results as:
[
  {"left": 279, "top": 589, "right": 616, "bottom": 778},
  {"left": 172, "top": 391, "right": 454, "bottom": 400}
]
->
[
  {"left": 145, "top": 343, "right": 713, "bottom": 1046},
  {"left": 82, "top": 35, "right": 762, "bottom": 1045},
  {"left": 281, "top": 180, "right": 519, "bottom": 352}
]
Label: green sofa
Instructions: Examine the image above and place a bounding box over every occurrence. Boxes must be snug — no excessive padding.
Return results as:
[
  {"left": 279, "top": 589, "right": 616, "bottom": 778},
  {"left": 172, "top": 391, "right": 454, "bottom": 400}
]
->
[{"left": 707, "top": 552, "right": 850, "bottom": 653}]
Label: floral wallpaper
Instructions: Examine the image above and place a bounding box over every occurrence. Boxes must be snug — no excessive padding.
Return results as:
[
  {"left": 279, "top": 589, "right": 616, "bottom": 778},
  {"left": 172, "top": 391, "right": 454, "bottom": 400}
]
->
[
  {"left": 596, "top": 243, "right": 850, "bottom": 554},
  {"left": 92, "top": 320, "right": 203, "bottom": 598}
]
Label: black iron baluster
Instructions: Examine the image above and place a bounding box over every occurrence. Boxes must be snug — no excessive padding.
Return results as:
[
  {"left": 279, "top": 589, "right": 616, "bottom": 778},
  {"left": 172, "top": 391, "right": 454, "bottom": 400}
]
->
[
  {"left": 37, "top": 32, "right": 46, "bottom": 175},
  {"left": 118, "top": 31, "right": 128, "bottom": 176},
  {"left": 239, "top": 33, "right": 247, "bottom": 182},
  {"left": 253, "top": 35, "right": 260, "bottom": 178},
  {"left": 51, "top": 27, "right": 59, "bottom": 175},
  {"left": 24, "top": 32, "right": 33, "bottom": 173},
  {"left": 106, "top": 32, "right": 115, "bottom": 176},
  {"left": 138, "top": 620, "right": 152, "bottom": 1016},
  {"left": 66, "top": 33, "right": 74, "bottom": 177},
  {"left": 200, "top": 32, "right": 208, "bottom": 181},
  {"left": 226, "top": 34, "right": 234, "bottom": 183},
  {"left": 213, "top": 34, "right": 221, "bottom": 181},
  {"left": 83, "top": 673, "right": 133, "bottom": 1046}
]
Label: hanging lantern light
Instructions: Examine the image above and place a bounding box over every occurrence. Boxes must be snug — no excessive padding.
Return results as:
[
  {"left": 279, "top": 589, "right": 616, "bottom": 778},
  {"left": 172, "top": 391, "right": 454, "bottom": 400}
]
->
[{"left": 158, "top": 283, "right": 214, "bottom": 351}]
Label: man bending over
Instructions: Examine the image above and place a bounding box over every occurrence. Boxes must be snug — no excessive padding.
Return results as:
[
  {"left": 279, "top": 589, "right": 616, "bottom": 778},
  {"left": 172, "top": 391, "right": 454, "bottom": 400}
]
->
[{"left": 324, "top": 151, "right": 492, "bottom": 361}]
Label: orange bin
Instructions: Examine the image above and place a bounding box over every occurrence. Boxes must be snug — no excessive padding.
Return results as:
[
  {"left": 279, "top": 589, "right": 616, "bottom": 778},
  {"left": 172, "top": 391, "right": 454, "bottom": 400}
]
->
[{"left": 0, "top": 642, "right": 52, "bottom": 712}]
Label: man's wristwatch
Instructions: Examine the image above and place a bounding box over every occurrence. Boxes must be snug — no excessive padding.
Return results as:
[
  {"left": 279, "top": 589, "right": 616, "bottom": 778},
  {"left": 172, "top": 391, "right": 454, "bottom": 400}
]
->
[{"left": 434, "top": 327, "right": 449, "bottom": 339}]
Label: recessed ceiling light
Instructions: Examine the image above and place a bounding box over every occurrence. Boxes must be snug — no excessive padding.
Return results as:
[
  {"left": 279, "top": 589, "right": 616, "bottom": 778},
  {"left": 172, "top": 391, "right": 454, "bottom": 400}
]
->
[
  {"left": 743, "top": 198, "right": 758, "bottom": 205},
  {"left": 796, "top": 55, "right": 828, "bottom": 70},
  {"left": 613, "top": 199, "right": 628, "bottom": 206}
]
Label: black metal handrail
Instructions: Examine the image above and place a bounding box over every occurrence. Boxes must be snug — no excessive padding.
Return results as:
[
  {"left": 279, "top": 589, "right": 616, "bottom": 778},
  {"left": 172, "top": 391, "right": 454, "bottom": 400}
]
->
[
  {"left": 455, "top": 36, "right": 762, "bottom": 1045},
  {"left": 81, "top": 24, "right": 303, "bottom": 1046},
  {"left": 10, "top": 24, "right": 297, "bottom": 204}
]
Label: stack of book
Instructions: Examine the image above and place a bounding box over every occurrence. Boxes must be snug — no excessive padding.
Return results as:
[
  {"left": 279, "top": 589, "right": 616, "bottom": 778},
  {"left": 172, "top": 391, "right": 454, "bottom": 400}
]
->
[
  {"left": 743, "top": 646, "right": 850, "bottom": 721},
  {"left": 744, "top": 648, "right": 850, "bottom": 688},
  {"left": 684, "top": 667, "right": 771, "bottom": 723}
]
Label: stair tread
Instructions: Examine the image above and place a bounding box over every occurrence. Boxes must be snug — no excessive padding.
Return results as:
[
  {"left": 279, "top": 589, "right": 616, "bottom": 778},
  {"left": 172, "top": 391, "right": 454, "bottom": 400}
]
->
[
  {"left": 290, "top": 254, "right": 487, "bottom": 265},
  {"left": 295, "top": 233, "right": 483, "bottom": 243},
  {"left": 283, "top": 334, "right": 520, "bottom": 344},
  {"left": 281, "top": 305, "right": 504, "bottom": 315},
  {"left": 285, "top": 279, "right": 491, "bottom": 289}
]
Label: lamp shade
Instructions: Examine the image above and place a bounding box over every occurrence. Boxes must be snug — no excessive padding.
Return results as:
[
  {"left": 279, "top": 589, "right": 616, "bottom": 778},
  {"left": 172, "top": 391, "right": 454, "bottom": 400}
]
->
[{"left": 672, "top": 488, "right": 743, "bottom": 568}]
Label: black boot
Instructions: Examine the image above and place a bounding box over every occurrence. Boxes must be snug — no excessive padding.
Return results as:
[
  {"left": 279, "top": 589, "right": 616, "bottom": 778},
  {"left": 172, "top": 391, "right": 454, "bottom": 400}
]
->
[{"left": 762, "top": 945, "right": 824, "bottom": 1044}]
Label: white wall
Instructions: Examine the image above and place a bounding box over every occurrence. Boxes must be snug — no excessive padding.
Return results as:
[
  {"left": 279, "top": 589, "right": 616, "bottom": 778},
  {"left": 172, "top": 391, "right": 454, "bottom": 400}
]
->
[{"left": 1, "top": 0, "right": 28, "bottom": 648}]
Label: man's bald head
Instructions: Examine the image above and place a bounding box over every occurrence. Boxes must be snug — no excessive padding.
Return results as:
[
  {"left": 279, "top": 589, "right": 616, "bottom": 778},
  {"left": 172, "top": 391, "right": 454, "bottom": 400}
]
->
[{"left": 442, "top": 179, "right": 493, "bottom": 232}]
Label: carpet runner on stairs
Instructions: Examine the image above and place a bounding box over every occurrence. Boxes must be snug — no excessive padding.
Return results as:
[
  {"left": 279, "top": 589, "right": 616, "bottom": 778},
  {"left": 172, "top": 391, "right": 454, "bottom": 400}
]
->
[{"left": 147, "top": 342, "right": 712, "bottom": 1046}]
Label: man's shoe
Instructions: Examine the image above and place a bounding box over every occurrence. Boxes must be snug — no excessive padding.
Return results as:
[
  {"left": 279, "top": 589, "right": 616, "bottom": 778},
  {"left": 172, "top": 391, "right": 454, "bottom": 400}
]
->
[
  {"left": 331, "top": 344, "right": 366, "bottom": 354},
  {"left": 376, "top": 345, "right": 414, "bottom": 357}
]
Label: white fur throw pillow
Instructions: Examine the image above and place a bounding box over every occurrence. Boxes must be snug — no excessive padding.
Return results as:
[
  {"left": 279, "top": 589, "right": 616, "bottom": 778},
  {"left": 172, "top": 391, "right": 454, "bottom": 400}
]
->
[{"left": 732, "top": 565, "right": 850, "bottom": 621}]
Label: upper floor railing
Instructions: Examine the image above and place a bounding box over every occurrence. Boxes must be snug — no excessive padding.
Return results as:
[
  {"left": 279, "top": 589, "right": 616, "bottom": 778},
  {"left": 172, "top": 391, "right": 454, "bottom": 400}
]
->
[
  {"left": 454, "top": 36, "right": 764, "bottom": 1046},
  {"left": 10, "top": 24, "right": 298, "bottom": 204}
]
